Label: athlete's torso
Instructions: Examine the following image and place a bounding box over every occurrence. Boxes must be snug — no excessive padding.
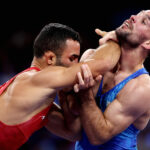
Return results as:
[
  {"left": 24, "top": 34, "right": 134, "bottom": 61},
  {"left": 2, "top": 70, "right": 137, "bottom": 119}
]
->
[
  {"left": 75, "top": 68, "right": 150, "bottom": 150},
  {"left": 0, "top": 67, "right": 53, "bottom": 150},
  {"left": 102, "top": 68, "right": 150, "bottom": 130}
]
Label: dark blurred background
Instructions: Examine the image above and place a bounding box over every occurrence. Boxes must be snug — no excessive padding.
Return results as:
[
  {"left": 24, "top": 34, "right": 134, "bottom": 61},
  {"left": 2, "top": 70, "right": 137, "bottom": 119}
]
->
[{"left": 0, "top": 2, "right": 150, "bottom": 150}]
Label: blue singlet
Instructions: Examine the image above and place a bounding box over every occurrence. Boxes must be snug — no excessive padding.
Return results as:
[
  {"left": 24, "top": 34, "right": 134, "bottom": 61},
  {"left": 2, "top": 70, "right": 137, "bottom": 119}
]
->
[{"left": 75, "top": 68, "right": 149, "bottom": 150}]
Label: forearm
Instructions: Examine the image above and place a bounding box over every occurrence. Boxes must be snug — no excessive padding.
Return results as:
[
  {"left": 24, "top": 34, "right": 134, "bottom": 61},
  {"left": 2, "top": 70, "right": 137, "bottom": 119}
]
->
[
  {"left": 45, "top": 103, "right": 81, "bottom": 141},
  {"left": 58, "top": 91, "right": 82, "bottom": 140},
  {"left": 79, "top": 90, "right": 113, "bottom": 145},
  {"left": 73, "top": 41, "right": 121, "bottom": 77},
  {"left": 63, "top": 41, "right": 121, "bottom": 87},
  {"left": 32, "top": 41, "right": 120, "bottom": 90}
]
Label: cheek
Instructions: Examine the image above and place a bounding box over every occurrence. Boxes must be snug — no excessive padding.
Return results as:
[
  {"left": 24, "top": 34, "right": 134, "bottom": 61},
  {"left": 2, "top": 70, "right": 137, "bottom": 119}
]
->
[
  {"left": 130, "top": 26, "right": 143, "bottom": 41},
  {"left": 135, "top": 29, "right": 149, "bottom": 42},
  {"left": 61, "top": 58, "right": 72, "bottom": 66},
  {"left": 74, "top": 59, "right": 79, "bottom": 63},
  {"left": 66, "top": 59, "right": 78, "bottom": 66},
  {"left": 61, "top": 58, "right": 69, "bottom": 64},
  {"left": 135, "top": 24, "right": 148, "bottom": 36}
]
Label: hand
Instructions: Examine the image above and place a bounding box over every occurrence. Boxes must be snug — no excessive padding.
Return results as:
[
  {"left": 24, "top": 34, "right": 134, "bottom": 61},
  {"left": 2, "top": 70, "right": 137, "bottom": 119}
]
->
[
  {"left": 74, "top": 64, "right": 102, "bottom": 93},
  {"left": 95, "top": 28, "right": 118, "bottom": 45},
  {"left": 58, "top": 90, "right": 80, "bottom": 116},
  {"left": 95, "top": 28, "right": 107, "bottom": 37}
]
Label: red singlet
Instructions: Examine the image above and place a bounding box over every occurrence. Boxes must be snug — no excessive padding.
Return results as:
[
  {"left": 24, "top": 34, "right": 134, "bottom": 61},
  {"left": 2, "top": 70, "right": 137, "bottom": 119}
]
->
[{"left": 0, "top": 67, "right": 52, "bottom": 150}]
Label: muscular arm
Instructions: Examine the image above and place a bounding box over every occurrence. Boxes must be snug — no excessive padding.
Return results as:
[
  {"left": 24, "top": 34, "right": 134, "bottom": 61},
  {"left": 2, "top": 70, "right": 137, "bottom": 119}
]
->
[
  {"left": 31, "top": 41, "right": 121, "bottom": 91},
  {"left": 45, "top": 99, "right": 81, "bottom": 142},
  {"left": 45, "top": 64, "right": 99, "bottom": 141},
  {"left": 78, "top": 81, "right": 150, "bottom": 145}
]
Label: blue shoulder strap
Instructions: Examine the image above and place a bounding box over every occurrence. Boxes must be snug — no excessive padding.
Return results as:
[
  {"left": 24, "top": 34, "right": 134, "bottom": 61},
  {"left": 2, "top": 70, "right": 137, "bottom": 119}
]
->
[
  {"left": 96, "top": 68, "right": 149, "bottom": 99},
  {"left": 96, "top": 77, "right": 103, "bottom": 98},
  {"left": 109, "top": 67, "right": 149, "bottom": 96}
]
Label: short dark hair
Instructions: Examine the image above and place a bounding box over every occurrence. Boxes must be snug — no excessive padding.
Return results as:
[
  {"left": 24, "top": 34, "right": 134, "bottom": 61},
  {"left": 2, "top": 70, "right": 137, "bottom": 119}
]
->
[{"left": 33, "top": 23, "right": 81, "bottom": 58}]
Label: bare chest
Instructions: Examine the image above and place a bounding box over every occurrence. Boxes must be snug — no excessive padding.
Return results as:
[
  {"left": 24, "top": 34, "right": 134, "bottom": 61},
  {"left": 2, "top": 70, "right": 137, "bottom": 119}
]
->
[{"left": 0, "top": 89, "right": 54, "bottom": 125}]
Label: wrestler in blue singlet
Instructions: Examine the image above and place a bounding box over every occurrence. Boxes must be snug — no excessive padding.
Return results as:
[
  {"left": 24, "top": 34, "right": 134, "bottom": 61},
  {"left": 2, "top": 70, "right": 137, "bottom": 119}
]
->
[{"left": 75, "top": 68, "right": 149, "bottom": 150}]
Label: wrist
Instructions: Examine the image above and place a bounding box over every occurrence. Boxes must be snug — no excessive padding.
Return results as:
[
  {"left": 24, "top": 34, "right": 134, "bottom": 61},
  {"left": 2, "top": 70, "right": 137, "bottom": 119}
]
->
[{"left": 79, "top": 89, "right": 96, "bottom": 106}]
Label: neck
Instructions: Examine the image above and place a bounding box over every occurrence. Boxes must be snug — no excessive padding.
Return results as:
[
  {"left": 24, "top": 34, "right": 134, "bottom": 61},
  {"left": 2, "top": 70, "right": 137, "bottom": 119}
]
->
[
  {"left": 118, "top": 47, "right": 146, "bottom": 73},
  {"left": 31, "top": 57, "right": 47, "bottom": 70}
]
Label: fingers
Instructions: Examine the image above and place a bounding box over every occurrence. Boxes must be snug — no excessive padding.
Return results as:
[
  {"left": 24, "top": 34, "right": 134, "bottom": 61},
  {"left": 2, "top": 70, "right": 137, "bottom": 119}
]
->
[
  {"left": 74, "top": 84, "right": 79, "bottom": 93},
  {"left": 95, "top": 29, "right": 118, "bottom": 46},
  {"left": 77, "top": 71, "right": 85, "bottom": 87},
  {"left": 74, "top": 70, "right": 87, "bottom": 93},
  {"left": 95, "top": 75, "right": 102, "bottom": 82},
  {"left": 73, "top": 64, "right": 91, "bottom": 93},
  {"left": 99, "top": 30, "right": 118, "bottom": 45},
  {"left": 95, "top": 28, "right": 108, "bottom": 45},
  {"left": 95, "top": 28, "right": 107, "bottom": 37},
  {"left": 74, "top": 64, "right": 101, "bottom": 93},
  {"left": 84, "top": 64, "right": 95, "bottom": 87},
  {"left": 81, "top": 64, "right": 90, "bottom": 86}
]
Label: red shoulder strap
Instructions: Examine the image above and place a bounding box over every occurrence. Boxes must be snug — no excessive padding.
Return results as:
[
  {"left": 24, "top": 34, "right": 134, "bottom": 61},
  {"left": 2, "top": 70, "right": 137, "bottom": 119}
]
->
[{"left": 0, "top": 67, "right": 40, "bottom": 95}]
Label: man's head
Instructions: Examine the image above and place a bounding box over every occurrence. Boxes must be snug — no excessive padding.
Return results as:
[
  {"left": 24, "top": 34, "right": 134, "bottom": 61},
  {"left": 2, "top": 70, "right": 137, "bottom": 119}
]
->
[
  {"left": 116, "top": 10, "right": 150, "bottom": 50},
  {"left": 33, "top": 23, "right": 81, "bottom": 67}
]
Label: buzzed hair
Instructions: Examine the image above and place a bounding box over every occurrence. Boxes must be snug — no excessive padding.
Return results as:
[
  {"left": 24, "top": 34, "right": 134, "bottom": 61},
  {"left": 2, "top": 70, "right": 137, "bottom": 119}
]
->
[{"left": 33, "top": 23, "right": 81, "bottom": 58}]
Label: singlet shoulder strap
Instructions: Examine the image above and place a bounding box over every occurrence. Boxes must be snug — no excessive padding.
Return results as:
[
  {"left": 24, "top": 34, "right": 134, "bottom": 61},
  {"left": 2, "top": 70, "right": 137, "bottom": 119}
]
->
[
  {"left": 111, "top": 67, "right": 149, "bottom": 96},
  {"left": 96, "top": 77, "right": 103, "bottom": 98},
  {"left": 102, "top": 68, "right": 149, "bottom": 98},
  {"left": 24, "top": 67, "right": 41, "bottom": 72},
  {"left": 0, "top": 67, "right": 40, "bottom": 95},
  {"left": 96, "top": 68, "right": 148, "bottom": 98}
]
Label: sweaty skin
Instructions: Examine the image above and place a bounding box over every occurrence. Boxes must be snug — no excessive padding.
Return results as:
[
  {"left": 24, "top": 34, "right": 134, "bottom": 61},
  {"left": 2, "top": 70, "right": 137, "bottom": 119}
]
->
[
  {"left": 0, "top": 41, "right": 120, "bottom": 139},
  {"left": 75, "top": 10, "right": 150, "bottom": 149}
]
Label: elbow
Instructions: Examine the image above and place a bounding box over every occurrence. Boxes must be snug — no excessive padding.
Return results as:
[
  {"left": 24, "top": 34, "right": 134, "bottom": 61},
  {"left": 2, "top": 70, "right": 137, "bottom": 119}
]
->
[
  {"left": 88, "top": 131, "right": 112, "bottom": 145},
  {"left": 102, "top": 61, "right": 113, "bottom": 73},
  {"left": 68, "top": 124, "right": 82, "bottom": 141},
  {"left": 102, "top": 57, "right": 119, "bottom": 73},
  {"left": 65, "top": 129, "right": 82, "bottom": 142},
  {"left": 88, "top": 138, "right": 102, "bottom": 145},
  {"left": 66, "top": 119, "right": 82, "bottom": 141},
  {"left": 69, "top": 133, "right": 82, "bottom": 142},
  {"left": 97, "top": 61, "right": 113, "bottom": 75},
  {"left": 88, "top": 136, "right": 109, "bottom": 145}
]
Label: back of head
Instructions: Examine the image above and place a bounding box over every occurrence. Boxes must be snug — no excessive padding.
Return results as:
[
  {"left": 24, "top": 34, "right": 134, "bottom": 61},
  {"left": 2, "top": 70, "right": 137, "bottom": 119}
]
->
[{"left": 33, "top": 23, "right": 81, "bottom": 58}]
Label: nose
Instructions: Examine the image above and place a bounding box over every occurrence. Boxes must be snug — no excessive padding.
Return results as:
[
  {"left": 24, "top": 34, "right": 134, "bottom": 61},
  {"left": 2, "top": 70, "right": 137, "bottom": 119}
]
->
[{"left": 130, "top": 15, "right": 136, "bottom": 23}]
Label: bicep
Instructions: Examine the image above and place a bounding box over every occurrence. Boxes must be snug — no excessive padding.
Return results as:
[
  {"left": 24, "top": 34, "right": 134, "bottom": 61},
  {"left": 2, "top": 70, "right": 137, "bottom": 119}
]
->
[
  {"left": 104, "top": 99, "right": 139, "bottom": 136},
  {"left": 104, "top": 83, "right": 150, "bottom": 136},
  {"left": 30, "top": 66, "right": 76, "bottom": 90}
]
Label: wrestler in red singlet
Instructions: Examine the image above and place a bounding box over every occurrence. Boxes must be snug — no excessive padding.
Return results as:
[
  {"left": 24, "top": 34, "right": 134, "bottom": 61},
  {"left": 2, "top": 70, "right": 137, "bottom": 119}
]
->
[{"left": 0, "top": 67, "right": 52, "bottom": 150}]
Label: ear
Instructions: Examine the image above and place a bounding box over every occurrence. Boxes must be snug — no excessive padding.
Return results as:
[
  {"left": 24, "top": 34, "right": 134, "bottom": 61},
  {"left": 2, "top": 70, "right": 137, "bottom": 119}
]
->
[
  {"left": 44, "top": 51, "right": 56, "bottom": 65},
  {"left": 141, "top": 40, "right": 150, "bottom": 50}
]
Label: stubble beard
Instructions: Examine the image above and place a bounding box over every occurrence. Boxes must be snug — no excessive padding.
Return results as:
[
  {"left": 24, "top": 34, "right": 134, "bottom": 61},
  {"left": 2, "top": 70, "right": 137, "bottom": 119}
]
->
[{"left": 116, "top": 28, "right": 140, "bottom": 48}]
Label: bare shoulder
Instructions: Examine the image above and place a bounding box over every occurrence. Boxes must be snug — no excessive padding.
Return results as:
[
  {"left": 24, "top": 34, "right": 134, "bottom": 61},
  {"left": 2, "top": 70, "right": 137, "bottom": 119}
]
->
[
  {"left": 123, "top": 74, "right": 150, "bottom": 93},
  {"left": 15, "top": 70, "right": 37, "bottom": 80},
  {"left": 6, "top": 70, "right": 40, "bottom": 95},
  {"left": 6, "top": 69, "right": 55, "bottom": 110},
  {"left": 133, "top": 74, "right": 150, "bottom": 95},
  {"left": 119, "top": 74, "right": 150, "bottom": 111}
]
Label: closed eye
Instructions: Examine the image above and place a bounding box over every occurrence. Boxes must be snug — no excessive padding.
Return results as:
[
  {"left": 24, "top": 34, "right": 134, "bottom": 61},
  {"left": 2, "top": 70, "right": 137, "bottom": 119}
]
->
[{"left": 69, "top": 54, "right": 79, "bottom": 61}]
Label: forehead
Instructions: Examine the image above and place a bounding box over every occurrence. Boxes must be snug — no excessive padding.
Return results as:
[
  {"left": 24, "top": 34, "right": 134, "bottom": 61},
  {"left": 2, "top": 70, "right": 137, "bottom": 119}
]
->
[
  {"left": 62, "top": 39, "right": 80, "bottom": 55},
  {"left": 145, "top": 10, "right": 150, "bottom": 14},
  {"left": 138, "top": 10, "right": 150, "bottom": 16}
]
